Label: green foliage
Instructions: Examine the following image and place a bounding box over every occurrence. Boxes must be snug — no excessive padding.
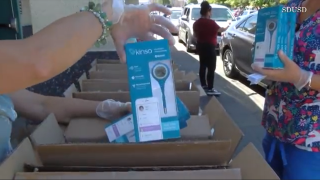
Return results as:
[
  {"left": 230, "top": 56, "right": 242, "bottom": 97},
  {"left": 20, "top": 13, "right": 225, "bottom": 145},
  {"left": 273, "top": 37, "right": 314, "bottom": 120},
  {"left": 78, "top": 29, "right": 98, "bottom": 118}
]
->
[
  {"left": 225, "top": 0, "right": 289, "bottom": 8},
  {"left": 188, "top": 0, "right": 198, "bottom": 4},
  {"left": 154, "top": 0, "right": 171, "bottom": 5},
  {"left": 163, "top": 0, "right": 171, "bottom": 5}
]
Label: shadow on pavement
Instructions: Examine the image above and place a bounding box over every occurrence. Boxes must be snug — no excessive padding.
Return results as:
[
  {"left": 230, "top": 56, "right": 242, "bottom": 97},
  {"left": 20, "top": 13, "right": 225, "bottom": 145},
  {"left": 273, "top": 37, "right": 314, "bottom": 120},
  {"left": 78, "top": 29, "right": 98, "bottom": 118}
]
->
[{"left": 170, "top": 46, "right": 265, "bottom": 155}]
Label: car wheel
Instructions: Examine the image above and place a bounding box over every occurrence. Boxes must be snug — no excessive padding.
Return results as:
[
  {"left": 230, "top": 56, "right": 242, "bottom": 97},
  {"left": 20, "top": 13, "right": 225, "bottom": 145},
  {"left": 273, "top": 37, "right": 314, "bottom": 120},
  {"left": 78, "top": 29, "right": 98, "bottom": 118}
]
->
[
  {"left": 186, "top": 34, "right": 192, "bottom": 52},
  {"left": 223, "top": 49, "right": 238, "bottom": 78}
]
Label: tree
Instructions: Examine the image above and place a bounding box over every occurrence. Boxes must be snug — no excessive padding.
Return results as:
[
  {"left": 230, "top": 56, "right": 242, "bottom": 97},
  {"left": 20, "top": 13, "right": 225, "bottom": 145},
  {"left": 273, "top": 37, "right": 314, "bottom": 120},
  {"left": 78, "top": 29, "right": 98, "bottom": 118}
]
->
[
  {"left": 226, "top": 0, "right": 249, "bottom": 8},
  {"left": 279, "top": 0, "right": 289, "bottom": 4},
  {"left": 188, "top": 0, "right": 198, "bottom": 4}
]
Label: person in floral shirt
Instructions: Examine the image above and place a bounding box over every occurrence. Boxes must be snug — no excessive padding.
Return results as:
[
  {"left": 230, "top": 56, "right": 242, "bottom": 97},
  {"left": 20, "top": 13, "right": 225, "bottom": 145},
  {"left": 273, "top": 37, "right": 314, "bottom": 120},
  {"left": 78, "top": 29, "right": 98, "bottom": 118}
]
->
[{"left": 252, "top": 0, "right": 320, "bottom": 179}]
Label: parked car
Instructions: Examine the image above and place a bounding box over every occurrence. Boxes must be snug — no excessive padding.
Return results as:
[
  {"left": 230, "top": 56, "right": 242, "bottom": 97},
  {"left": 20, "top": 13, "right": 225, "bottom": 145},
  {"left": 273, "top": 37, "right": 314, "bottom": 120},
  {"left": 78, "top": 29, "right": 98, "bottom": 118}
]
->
[
  {"left": 167, "top": 7, "right": 182, "bottom": 34},
  {"left": 178, "top": 4, "right": 235, "bottom": 52},
  {"left": 219, "top": 12, "right": 269, "bottom": 88},
  {"left": 236, "top": 10, "right": 256, "bottom": 21}
]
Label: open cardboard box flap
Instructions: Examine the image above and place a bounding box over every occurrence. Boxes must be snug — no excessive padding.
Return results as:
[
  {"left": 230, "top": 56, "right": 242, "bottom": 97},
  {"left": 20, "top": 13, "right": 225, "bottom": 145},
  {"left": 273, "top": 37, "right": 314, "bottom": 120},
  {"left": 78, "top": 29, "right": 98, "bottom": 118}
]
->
[
  {"left": 0, "top": 97, "right": 278, "bottom": 179},
  {"left": 0, "top": 137, "right": 278, "bottom": 179},
  {"left": 14, "top": 169, "right": 242, "bottom": 179},
  {"left": 64, "top": 115, "right": 212, "bottom": 143},
  {"left": 96, "top": 59, "right": 121, "bottom": 64},
  {"left": 81, "top": 72, "right": 198, "bottom": 92},
  {"left": 63, "top": 95, "right": 235, "bottom": 143},
  {"left": 29, "top": 97, "right": 238, "bottom": 164}
]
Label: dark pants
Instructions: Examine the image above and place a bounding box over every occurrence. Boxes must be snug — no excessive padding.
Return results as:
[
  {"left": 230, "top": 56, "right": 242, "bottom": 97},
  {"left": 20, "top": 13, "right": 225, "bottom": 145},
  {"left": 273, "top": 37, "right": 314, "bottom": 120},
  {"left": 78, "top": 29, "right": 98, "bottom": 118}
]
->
[
  {"left": 263, "top": 132, "right": 320, "bottom": 179},
  {"left": 196, "top": 43, "right": 217, "bottom": 89}
]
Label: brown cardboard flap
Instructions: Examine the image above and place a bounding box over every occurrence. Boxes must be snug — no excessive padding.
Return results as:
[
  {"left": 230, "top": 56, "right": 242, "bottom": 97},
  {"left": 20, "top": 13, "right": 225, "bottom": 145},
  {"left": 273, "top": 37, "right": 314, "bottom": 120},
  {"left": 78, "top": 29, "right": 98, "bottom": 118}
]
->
[
  {"left": 77, "top": 73, "right": 87, "bottom": 91},
  {"left": 180, "top": 116, "right": 212, "bottom": 139},
  {"left": 82, "top": 79, "right": 128, "bottom": 84},
  {"left": 204, "top": 97, "right": 243, "bottom": 164},
  {"left": 96, "top": 59, "right": 121, "bottom": 64},
  {"left": 65, "top": 115, "right": 211, "bottom": 143},
  {"left": 230, "top": 143, "right": 279, "bottom": 179},
  {"left": 96, "top": 64, "right": 127, "bottom": 71},
  {"left": 63, "top": 84, "right": 78, "bottom": 98},
  {"left": 173, "top": 70, "right": 185, "bottom": 80},
  {"left": 15, "top": 169, "right": 241, "bottom": 179},
  {"left": 0, "top": 138, "right": 41, "bottom": 179},
  {"left": 29, "top": 114, "right": 65, "bottom": 146},
  {"left": 73, "top": 92, "right": 199, "bottom": 115},
  {"left": 182, "top": 72, "right": 198, "bottom": 82},
  {"left": 36, "top": 140, "right": 231, "bottom": 166},
  {"left": 81, "top": 81, "right": 198, "bottom": 92},
  {"left": 89, "top": 71, "right": 128, "bottom": 79},
  {"left": 64, "top": 118, "right": 111, "bottom": 143}
]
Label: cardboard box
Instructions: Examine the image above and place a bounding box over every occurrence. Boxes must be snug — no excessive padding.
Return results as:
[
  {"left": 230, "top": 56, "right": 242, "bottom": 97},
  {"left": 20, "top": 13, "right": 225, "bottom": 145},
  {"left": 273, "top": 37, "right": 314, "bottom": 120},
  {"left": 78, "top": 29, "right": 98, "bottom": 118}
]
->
[
  {"left": 63, "top": 95, "right": 236, "bottom": 145},
  {"left": 81, "top": 72, "right": 198, "bottom": 92},
  {"left": 0, "top": 97, "right": 278, "bottom": 179},
  {"left": 96, "top": 59, "right": 121, "bottom": 64},
  {"left": 105, "top": 114, "right": 212, "bottom": 143},
  {"left": 0, "top": 124, "right": 279, "bottom": 179},
  {"left": 64, "top": 96, "right": 211, "bottom": 143}
]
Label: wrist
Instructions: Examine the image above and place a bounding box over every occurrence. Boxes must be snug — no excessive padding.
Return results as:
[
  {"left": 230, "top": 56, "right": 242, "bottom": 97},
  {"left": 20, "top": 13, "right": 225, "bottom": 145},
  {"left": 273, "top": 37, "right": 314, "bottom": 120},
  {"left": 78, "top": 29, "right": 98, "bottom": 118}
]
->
[
  {"left": 293, "top": 69, "right": 313, "bottom": 90},
  {"left": 102, "top": 0, "right": 124, "bottom": 24},
  {"left": 102, "top": 0, "right": 114, "bottom": 23}
]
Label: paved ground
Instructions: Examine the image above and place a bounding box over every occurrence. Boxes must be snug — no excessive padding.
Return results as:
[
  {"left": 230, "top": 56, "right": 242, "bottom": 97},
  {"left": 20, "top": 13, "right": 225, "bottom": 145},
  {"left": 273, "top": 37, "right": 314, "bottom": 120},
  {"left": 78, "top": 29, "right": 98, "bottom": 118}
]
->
[{"left": 171, "top": 36, "right": 266, "bottom": 155}]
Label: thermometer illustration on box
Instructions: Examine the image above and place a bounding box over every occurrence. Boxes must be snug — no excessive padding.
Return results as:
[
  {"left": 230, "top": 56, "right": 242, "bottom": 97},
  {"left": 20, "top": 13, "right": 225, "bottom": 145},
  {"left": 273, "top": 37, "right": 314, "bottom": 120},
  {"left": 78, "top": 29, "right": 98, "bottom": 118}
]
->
[
  {"left": 152, "top": 63, "right": 170, "bottom": 114},
  {"left": 266, "top": 19, "right": 277, "bottom": 53}
]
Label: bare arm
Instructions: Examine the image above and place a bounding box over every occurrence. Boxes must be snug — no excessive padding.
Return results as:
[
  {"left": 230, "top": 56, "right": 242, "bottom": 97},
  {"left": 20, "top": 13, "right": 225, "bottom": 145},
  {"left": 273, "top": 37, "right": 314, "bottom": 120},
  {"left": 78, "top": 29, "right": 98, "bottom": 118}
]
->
[
  {"left": 218, "top": 26, "right": 229, "bottom": 32},
  {"left": 9, "top": 90, "right": 100, "bottom": 123},
  {"left": 0, "top": 11, "right": 102, "bottom": 94}
]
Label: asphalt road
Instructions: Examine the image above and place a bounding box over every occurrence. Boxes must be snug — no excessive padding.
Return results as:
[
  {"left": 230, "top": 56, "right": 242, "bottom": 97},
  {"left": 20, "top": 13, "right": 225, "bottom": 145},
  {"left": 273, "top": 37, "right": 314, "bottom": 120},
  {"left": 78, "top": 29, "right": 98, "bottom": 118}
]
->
[{"left": 171, "top": 36, "right": 266, "bottom": 155}]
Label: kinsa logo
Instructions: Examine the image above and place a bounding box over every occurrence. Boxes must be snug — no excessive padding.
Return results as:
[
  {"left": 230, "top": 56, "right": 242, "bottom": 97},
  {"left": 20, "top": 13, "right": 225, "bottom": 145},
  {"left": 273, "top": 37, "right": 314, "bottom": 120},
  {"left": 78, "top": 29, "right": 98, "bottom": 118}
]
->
[{"left": 128, "top": 48, "right": 152, "bottom": 55}]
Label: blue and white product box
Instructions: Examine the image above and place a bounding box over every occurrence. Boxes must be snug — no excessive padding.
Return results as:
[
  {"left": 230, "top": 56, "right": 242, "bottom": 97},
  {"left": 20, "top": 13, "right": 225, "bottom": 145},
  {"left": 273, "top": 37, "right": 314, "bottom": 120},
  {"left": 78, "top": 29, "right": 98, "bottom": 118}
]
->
[
  {"left": 253, "top": 6, "right": 296, "bottom": 69},
  {"left": 125, "top": 39, "right": 180, "bottom": 142},
  {"left": 104, "top": 97, "right": 190, "bottom": 143},
  {"left": 105, "top": 114, "right": 136, "bottom": 143}
]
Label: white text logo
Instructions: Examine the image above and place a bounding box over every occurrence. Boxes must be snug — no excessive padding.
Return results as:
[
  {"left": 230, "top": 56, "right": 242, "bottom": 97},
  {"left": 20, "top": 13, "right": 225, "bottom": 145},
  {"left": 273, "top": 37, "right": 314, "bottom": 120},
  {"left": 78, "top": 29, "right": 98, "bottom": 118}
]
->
[{"left": 129, "top": 48, "right": 152, "bottom": 55}]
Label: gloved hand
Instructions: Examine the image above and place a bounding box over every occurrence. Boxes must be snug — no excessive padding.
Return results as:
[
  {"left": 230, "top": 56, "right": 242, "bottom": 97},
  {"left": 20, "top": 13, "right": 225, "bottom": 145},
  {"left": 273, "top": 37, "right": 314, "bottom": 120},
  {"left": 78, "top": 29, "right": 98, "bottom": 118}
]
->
[
  {"left": 96, "top": 99, "right": 131, "bottom": 120},
  {"left": 102, "top": 0, "right": 178, "bottom": 62},
  {"left": 251, "top": 50, "right": 313, "bottom": 90}
]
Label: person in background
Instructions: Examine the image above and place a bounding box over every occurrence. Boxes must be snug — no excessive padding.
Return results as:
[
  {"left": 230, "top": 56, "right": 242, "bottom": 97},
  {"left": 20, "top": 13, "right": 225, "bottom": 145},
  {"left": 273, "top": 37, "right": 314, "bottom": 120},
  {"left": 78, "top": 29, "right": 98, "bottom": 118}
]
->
[
  {"left": 252, "top": 0, "right": 320, "bottom": 179},
  {"left": 233, "top": 7, "right": 240, "bottom": 17},
  {"left": 193, "top": 1, "right": 230, "bottom": 96},
  {"left": 0, "top": 0, "right": 177, "bottom": 163}
]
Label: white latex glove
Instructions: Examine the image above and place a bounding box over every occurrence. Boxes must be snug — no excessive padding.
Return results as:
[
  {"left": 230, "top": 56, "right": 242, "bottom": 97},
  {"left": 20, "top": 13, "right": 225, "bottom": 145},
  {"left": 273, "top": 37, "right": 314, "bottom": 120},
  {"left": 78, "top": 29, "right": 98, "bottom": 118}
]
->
[
  {"left": 252, "top": 50, "right": 313, "bottom": 90},
  {"left": 96, "top": 99, "right": 131, "bottom": 120},
  {"left": 102, "top": 0, "right": 178, "bottom": 62}
]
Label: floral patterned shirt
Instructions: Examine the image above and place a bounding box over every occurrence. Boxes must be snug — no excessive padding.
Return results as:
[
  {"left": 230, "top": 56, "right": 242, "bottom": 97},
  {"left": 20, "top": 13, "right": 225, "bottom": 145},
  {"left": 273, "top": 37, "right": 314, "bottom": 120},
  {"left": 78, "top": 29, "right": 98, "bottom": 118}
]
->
[{"left": 262, "top": 0, "right": 320, "bottom": 152}]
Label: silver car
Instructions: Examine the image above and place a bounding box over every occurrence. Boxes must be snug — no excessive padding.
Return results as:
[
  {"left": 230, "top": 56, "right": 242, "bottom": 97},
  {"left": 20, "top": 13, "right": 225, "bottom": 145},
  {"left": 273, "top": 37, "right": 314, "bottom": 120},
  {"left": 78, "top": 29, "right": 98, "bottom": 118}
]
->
[{"left": 169, "top": 10, "right": 182, "bottom": 34}]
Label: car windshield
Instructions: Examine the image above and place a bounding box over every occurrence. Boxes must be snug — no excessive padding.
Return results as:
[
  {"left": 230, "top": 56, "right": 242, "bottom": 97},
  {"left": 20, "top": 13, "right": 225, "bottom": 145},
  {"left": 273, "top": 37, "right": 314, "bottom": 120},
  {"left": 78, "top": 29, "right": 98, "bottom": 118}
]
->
[
  {"left": 170, "top": 11, "right": 181, "bottom": 19},
  {"left": 191, "top": 8, "right": 233, "bottom": 21}
]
